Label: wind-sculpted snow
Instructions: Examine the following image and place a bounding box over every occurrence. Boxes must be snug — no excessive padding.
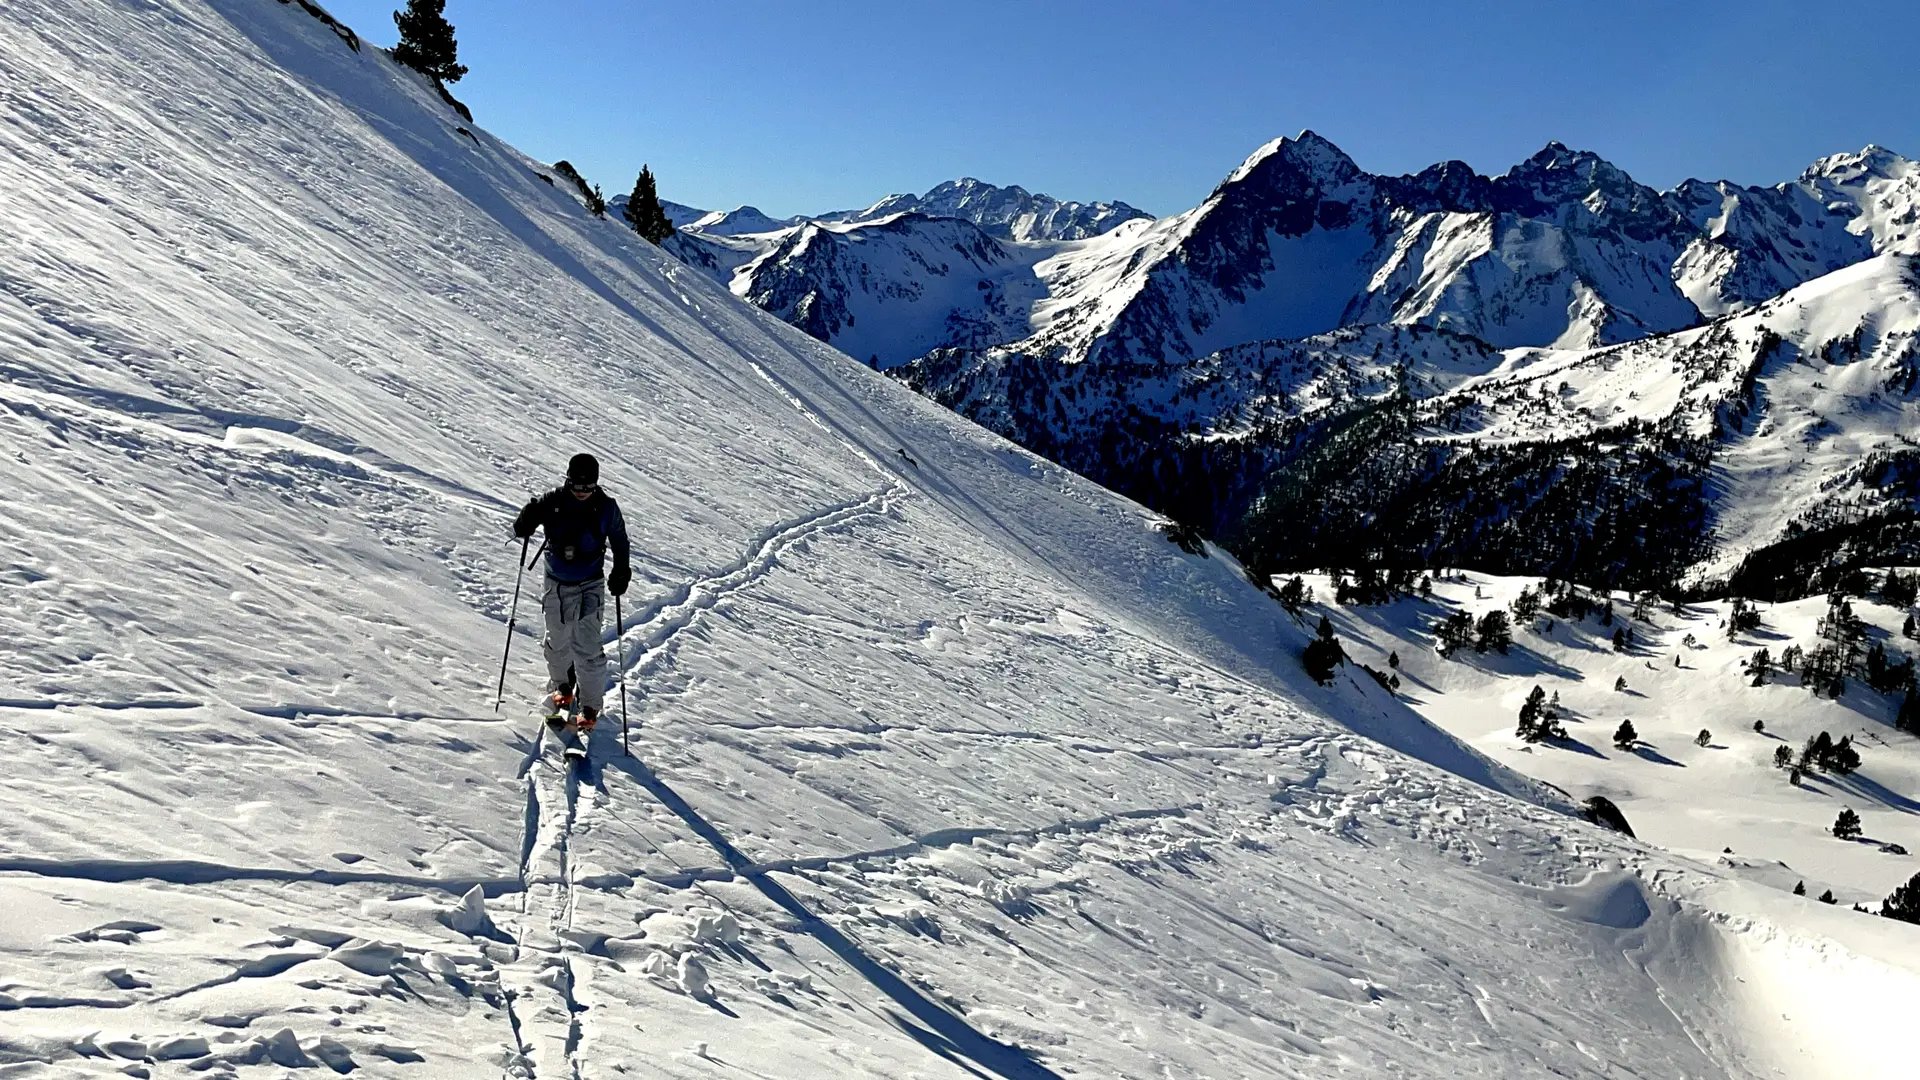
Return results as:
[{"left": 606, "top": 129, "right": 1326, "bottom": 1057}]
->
[{"left": 2, "top": 0, "right": 1915, "bottom": 1076}]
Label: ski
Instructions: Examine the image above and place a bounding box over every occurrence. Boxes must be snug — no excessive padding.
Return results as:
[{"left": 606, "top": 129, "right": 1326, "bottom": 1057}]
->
[{"left": 544, "top": 710, "right": 591, "bottom": 771}]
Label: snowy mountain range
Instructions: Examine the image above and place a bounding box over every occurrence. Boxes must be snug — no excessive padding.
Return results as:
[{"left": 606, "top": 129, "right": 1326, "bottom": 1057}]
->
[
  {"left": 908, "top": 250, "right": 1920, "bottom": 593},
  {"left": 851, "top": 177, "right": 1151, "bottom": 242},
  {"left": 872, "top": 135, "right": 1920, "bottom": 596},
  {"left": 684, "top": 134, "right": 1915, "bottom": 373},
  {"left": 11, "top": 0, "right": 1919, "bottom": 1075}
]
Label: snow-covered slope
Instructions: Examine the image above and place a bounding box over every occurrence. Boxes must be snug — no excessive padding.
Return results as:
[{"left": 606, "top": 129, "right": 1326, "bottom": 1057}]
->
[
  {"left": 5, "top": 2, "right": 1919, "bottom": 1077},
  {"left": 1390, "top": 253, "right": 1920, "bottom": 588},
  {"left": 1304, "top": 569, "right": 1920, "bottom": 1079},
  {"left": 1314, "top": 570, "right": 1920, "bottom": 915},
  {"left": 843, "top": 177, "right": 1151, "bottom": 242}
]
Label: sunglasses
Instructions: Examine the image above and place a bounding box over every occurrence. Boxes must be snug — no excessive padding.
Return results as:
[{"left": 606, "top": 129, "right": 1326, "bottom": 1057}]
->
[{"left": 568, "top": 482, "right": 597, "bottom": 494}]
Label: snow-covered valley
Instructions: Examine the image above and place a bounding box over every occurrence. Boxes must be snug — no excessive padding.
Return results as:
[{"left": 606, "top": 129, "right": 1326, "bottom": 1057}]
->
[
  {"left": 1300, "top": 569, "right": 1920, "bottom": 1078},
  {"left": 3, "top": 2, "right": 1920, "bottom": 1079}
]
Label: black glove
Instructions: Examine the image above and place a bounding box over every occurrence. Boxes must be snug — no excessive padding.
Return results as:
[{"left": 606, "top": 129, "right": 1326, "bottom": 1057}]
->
[
  {"left": 608, "top": 560, "right": 631, "bottom": 597},
  {"left": 512, "top": 497, "right": 539, "bottom": 539}
]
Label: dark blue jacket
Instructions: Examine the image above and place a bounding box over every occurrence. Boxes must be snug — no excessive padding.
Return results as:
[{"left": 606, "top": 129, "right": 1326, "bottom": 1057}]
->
[{"left": 515, "top": 488, "right": 630, "bottom": 583}]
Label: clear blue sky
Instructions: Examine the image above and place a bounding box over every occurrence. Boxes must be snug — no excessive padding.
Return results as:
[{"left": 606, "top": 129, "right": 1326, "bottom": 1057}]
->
[{"left": 320, "top": 0, "right": 1920, "bottom": 218}]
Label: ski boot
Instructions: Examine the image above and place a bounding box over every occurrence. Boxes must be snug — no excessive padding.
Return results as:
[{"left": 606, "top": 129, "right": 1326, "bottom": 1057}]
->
[
  {"left": 576, "top": 705, "right": 599, "bottom": 735},
  {"left": 543, "top": 686, "right": 574, "bottom": 726}
]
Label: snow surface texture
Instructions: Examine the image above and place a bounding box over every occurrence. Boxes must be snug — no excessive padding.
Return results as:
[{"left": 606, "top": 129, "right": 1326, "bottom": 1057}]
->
[{"left": 1, "top": 2, "right": 1916, "bottom": 1078}]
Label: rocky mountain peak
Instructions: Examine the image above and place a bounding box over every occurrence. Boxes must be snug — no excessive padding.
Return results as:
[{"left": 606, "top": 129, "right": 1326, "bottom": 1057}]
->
[
  {"left": 1501, "top": 141, "right": 1640, "bottom": 201},
  {"left": 1219, "top": 130, "right": 1364, "bottom": 195}
]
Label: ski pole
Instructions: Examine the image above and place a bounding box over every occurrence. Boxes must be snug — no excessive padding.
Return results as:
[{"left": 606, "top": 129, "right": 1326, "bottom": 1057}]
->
[
  {"left": 494, "top": 536, "right": 531, "bottom": 712},
  {"left": 615, "top": 592, "right": 631, "bottom": 756}
]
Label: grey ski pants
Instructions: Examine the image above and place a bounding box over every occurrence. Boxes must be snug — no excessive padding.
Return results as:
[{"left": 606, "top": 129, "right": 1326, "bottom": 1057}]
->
[{"left": 542, "top": 575, "right": 608, "bottom": 711}]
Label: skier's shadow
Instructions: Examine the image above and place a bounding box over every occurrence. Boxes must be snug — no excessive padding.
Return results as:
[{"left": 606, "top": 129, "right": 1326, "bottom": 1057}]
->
[{"left": 610, "top": 755, "right": 1064, "bottom": 1080}]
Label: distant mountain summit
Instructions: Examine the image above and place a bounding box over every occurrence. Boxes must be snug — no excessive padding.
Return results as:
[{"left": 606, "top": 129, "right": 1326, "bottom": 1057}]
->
[
  {"left": 684, "top": 205, "right": 807, "bottom": 236},
  {"left": 851, "top": 177, "right": 1151, "bottom": 242},
  {"left": 606, "top": 193, "right": 707, "bottom": 229}
]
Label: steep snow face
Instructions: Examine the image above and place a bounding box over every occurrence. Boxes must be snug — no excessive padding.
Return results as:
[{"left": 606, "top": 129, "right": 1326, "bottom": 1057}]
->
[
  {"left": 9, "top": 2, "right": 1915, "bottom": 1076},
  {"left": 1802, "top": 146, "right": 1920, "bottom": 253},
  {"left": 728, "top": 214, "right": 1056, "bottom": 367},
  {"left": 849, "top": 177, "right": 1151, "bottom": 242}
]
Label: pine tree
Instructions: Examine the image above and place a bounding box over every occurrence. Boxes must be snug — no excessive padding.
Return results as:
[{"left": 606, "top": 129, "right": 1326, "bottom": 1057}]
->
[
  {"left": 1387, "top": 650, "right": 1400, "bottom": 669},
  {"left": 623, "top": 165, "right": 675, "bottom": 244},
  {"left": 1474, "top": 609, "right": 1511, "bottom": 654},
  {"left": 1827, "top": 735, "right": 1861, "bottom": 774},
  {"left": 1302, "top": 635, "right": 1344, "bottom": 685},
  {"left": 1435, "top": 611, "right": 1474, "bottom": 657},
  {"left": 1818, "top": 888, "right": 1837, "bottom": 904},
  {"left": 392, "top": 0, "right": 468, "bottom": 83},
  {"left": 1833, "top": 808, "right": 1862, "bottom": 840},
  {"left": 1613, "top": 720, "right": 1637, "bottom": 750},
  {"left": 1773, "top": 744, "right": 1792, "bottom": 768},
  {"left": 1900, "top": 691, "right": 1920, "bottom": 735},
  {"left": 1510, "top": 586, "right": 1540, "bottom": 622},
  {"left": 1517, "top": 685, "right": 1547, "bottom": 741},
  {"left": 1277, "top": 576, "right": 1307, "bottom": 613},
  {"left": 1695, "top": 729, "right": 1712, "bottom": 748},
  {"left": 1883, "top": 872, "right": 1920, "bottom": 924},
  {"left": 1612, "top": 627, "right": 1627, "bottom": 652},
  {"left": 1793, "top": 880, "right": 1806, "bottom": 896},
  {"left": 1803, "top": 731, "right": 1832, "bottom": 770},
  {"left": 1886, "top": 570, "right": 1918, "bottom": 609}
]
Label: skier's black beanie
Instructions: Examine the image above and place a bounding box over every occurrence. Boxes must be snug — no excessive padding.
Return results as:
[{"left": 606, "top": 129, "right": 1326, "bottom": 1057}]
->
[{"left": 567, "top": 453, "right": 599, "bottom": 486}]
